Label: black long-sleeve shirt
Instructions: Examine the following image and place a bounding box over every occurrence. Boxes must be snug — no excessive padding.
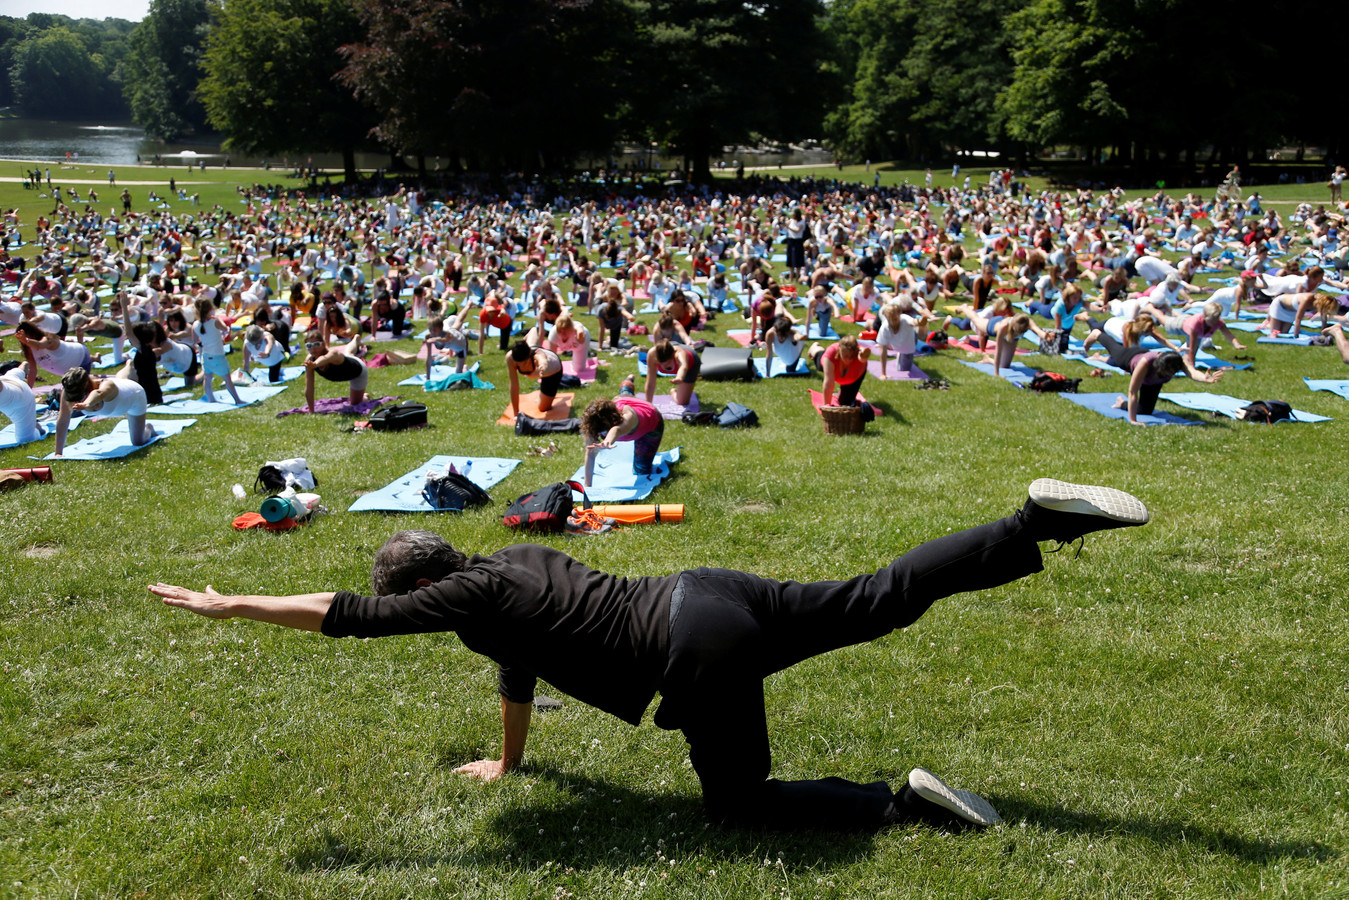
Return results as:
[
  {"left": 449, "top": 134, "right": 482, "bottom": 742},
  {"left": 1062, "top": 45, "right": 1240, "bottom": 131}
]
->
[{"left": 322, "top": 544, "right": 677, "bottom": 726}]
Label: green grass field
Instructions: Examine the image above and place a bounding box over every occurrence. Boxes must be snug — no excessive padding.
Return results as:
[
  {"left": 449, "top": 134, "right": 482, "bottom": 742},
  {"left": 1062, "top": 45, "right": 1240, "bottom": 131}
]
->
[{"left": 1, "top": 162, "right": 1346, "bottom": 899}]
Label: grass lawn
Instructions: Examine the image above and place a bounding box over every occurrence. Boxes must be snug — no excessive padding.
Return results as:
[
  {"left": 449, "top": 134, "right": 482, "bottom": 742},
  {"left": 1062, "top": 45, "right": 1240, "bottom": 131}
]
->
[{"left": 1, "top": 162, "right": 1346, "bottom": 898}]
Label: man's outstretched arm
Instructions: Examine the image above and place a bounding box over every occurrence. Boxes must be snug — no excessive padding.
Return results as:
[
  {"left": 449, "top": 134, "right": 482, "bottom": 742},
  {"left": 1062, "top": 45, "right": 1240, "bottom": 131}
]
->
[
  {"left": 149, "top": 584, "right": 335, "bottom": 632},
  {"left": 455, "top": 697, "right": 532, "bottom": 781}
]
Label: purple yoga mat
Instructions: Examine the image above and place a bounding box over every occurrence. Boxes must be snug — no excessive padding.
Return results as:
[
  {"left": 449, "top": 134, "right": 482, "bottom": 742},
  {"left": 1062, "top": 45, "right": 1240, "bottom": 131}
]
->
[{"left": 276, "top": 395, "right": 397, "bottom": 417}]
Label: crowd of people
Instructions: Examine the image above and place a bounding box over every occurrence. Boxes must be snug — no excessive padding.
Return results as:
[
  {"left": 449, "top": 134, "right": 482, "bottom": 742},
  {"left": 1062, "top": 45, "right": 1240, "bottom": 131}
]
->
[{"left": 3, "top": 167, "right": 1347, "bottom": 452}]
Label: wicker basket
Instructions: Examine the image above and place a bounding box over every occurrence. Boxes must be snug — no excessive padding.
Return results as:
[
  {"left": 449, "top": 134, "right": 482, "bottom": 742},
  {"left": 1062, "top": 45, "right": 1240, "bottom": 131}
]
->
[{"left": 820, "top": 405, "right": 864, "bottom": 435}]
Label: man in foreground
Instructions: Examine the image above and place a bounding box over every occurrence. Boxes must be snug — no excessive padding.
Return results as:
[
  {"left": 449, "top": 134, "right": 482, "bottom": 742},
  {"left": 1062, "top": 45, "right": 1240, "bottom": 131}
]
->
[{"left": 150, "top": 479, "right": 1149, "bottom": 832}]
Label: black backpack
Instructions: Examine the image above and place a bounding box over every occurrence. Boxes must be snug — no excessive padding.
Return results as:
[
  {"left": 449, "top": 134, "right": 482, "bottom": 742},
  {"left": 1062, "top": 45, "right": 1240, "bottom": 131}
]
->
[
  {"left": 423, "top": 470, "right": 492, "bottom": 511},
  {"left": 1238, "top": 399, "right": 1293, "bottom": 423},
  {"left": 681, "top": 408, "right": 720, "bottom": 426},
  {"left": 1028, "top": 371, "right": 1081, "bottom": 393},
  {"left": 717, "top": 401, "right": 759, "bottom": 428},
  {"left": 369, "top": 401, "right": 428, "bottom": 431},
  {"left": 502, "top": 480, "right": 588, "bottom": 532}
]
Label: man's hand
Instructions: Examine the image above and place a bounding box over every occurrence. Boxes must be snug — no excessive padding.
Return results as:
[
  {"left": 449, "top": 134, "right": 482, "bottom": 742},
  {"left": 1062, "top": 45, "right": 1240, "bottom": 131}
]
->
[
  {"left": 150, "top": 583, "right": 236, "bottom": 618},
  {"left": 455, "top": 759, "right": 510, "bottom": 781}
]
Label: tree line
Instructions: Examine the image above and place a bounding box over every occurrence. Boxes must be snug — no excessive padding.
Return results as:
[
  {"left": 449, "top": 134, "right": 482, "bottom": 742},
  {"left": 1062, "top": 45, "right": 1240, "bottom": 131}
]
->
[{"left": 5, "top": 1, "right": 1345, "bottom": 181}]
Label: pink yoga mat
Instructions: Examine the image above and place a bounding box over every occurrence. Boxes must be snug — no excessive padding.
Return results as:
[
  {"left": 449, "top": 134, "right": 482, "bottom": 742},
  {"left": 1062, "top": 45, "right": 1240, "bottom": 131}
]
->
[{"left": 867, "top": 359, "right": 928, "bottom": 381}]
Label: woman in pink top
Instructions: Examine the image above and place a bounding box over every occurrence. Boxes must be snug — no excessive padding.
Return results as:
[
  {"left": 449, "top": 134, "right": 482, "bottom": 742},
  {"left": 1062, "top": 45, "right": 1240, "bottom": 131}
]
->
[
  {"left": 809, "top": 334, "right": 871, "bottom": 406},
  {"left": 581, "top": 376, "right": 665, "bottom": 485}
]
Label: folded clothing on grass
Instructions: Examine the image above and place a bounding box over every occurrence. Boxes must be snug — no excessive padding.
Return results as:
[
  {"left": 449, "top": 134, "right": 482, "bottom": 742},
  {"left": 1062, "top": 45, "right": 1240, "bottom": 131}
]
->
[{"left": 349, "top": 454, "right": 522, "bottom": 512}]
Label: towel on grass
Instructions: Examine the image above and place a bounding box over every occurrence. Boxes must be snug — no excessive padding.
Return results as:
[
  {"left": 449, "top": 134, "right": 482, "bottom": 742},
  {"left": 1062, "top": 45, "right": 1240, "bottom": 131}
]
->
[
  {"left": 348, "top": 455, "right": 522, "bottom": 512},
  {"left": 1257, "top": 334, "right": 1315, "bottom": 346},
  {"left": 1158, "top": 392, "right": 1331, "bottom": 422},
  {"left": 808, "top": 389, "right": 881, "bottom": 416},
  {"left": 497, "top": 391, "right": 574, "bottom": 426},
  {"left": 651, "top": 392, "right": 699, "bottom": 420},
  {"left": 867, "top": 359, "right": 929, "bottom": 381},
  {"left": 956, "top": 359, "right": 1038, "bottom": 387},
  {"left": 147, "top": 382, "right": 289, "bottom": 415},
  {"left": 1057, "top": 392, "right": 1201, "bottom": 425},
  {"left": 568, "top": 443, "right": 681, "bottom": 502},
  {"left": 1304, "top": 377, "right": 1349, "bottom": 400},
  {"left": 754, "top": 356, "right": 811, "bottom": 377},
  {"left": 44, "top": 418, "right": 196, "bottom": 459},
  {"left": 276, "top": 396, "right": 395, "bottom": 417}
]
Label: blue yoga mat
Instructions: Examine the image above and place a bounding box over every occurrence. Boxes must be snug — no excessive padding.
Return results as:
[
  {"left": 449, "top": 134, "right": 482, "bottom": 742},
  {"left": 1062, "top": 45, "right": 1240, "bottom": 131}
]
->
[
  {"left": 1222, "top": 321, "right": 1265, "bottom": 332},
  {"left": 399, "top": 361, "right": 480, "bottom": 386},
  {"left": 1057, "top": 392, "right": 1201, "bottom": 426},
  {"left": 753, "top": 356, "right": 810, "bottom": 378},
  {"left": 568, "top": 443, "right": 681, "bottom": 502},
  {"left": 0, "top": 412, "right": 85, "bottom": 449},
  {"left": 956, "top": 359, "right": 1038, "bottom": 387},
  {"left": 486, "top": 322, "right": 524, "bottom": 337},
  {"left": 44, "top": 418, "right": 197, "bottom": 459},
  {"left": 1192, "top": 348, "right": 1252, "bottom": 370},
  {"left": 238, "top": 365, "right": 306, "bottom": 384},
  {"left": 91, "top": 353, "right": 125, "bottom": 370},
  {"left": 348, "top": 455, "right": 522, "bottom": 512},
  {"left": 146, "top": 382, "right": 289, "bottom": 415},
  {"left": 1158, "top": 392, "right": 1331, "bottom": 423},
  {"left": 806, "top": 323, "right": 841, "bottom": 340},
  {"left": 1304, "top": 377, "right": 1349, "bottom": 400},
  {"left": 1257, "top": 335, "right": 1315, "bottom": 346},
  {"left": 1061, "top": 353, "right": 1129, "bottom": 376},
  {"left": 636, "top": 302, "right": 662, "bottom": 315},
  {"left": 637, "top": 350, "right": 678, "bottom": 378}
]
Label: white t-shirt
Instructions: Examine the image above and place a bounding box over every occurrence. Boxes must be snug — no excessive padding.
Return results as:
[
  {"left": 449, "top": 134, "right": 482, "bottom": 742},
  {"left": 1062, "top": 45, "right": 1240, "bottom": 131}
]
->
[
  {"left": 1133, "top": 256, "right": 1175, "bottom": 284},
  {"left": 195, "top": 318, "right": 227, "bottom": 356},
  {"left": 0, "top": 374, "right": 40, "bottom": 443},
  {"left": 877, "top": 316, "right": 918, "bottom": 354}
]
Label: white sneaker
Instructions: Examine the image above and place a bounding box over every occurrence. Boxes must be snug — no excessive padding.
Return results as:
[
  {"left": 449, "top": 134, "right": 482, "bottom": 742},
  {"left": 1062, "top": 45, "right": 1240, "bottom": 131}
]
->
[{"left": 908, "top": 767, "right": 1002, "bottom": 827}]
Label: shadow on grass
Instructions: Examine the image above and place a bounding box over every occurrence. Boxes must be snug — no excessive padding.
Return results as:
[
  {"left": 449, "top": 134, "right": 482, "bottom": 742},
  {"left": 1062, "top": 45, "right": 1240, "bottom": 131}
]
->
[
  {"left": 289, "top": 766, "right": 880, "bottom": 873},
  {"left": 1002, "top": 796, "right": 1337, "bottom": 865}
]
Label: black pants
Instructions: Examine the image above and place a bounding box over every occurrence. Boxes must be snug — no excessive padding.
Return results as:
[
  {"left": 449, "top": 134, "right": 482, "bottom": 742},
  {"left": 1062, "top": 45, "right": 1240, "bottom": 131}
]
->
[
  {"left": 657, "top": 513, "right": 1043, "bottom": 830},
  {"left": 131, "top": 348, "right": 164, "bottom": 405},
  {"left": 1092, "top": 322, "right": 1161, "bottom": 415}
]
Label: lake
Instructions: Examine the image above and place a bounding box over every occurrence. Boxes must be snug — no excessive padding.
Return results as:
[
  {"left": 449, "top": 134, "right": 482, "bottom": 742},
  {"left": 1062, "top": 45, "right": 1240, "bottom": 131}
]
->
[{"left": 0, "top": 117, "right": 834, "bottom": 172}]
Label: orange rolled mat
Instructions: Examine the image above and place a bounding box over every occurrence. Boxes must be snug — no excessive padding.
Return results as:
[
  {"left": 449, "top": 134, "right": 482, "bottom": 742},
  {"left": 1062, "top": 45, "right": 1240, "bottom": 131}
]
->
[{"left": 585, "top": 504, "right": 684, "bottom": 524}]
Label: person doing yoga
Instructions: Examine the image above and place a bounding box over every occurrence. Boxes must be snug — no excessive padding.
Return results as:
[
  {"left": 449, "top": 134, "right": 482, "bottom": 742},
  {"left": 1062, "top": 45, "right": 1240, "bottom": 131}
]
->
[
  {"left": 645, "top": 339, "right": 699, "bottom": 406},
  {"left": 507, "top": 340, "right": 563, "bottom": 417},
  {"left": 810, "top": 334, "right": 871, "bottom": 406},
  {"left": 302, "top": 329, "right": 367, "bottom": 412},
  {"left": 1087, "top": 322, "right": 1223, "bottom": 424},
  {"left": 581, "top": 375, "right": 665, "bottom": 485},
  {"left": 151, "top": 477, "right": 1151, "bottom": 832},
  {"left": 53, "top": 367, "right": 155, "bottom": 456}
]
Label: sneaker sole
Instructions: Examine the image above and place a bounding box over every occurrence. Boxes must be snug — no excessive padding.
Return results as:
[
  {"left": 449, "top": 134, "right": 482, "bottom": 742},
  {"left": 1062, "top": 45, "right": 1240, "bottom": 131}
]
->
[
  {"left": 1028, "top": 478, "right": 1149, "bottom": 525},
  {"left": 908, "top": 767, "right": 1002, "bottom": 827}
]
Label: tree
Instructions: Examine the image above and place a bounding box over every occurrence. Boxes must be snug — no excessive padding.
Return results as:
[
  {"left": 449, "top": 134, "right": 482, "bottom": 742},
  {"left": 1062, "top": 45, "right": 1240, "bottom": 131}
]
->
[
  {"left": 8, "top": 26, "right": 109, "bottom": 116},
  {"left": 340, "top": 0, "right": 632, "bottom": 174},
  {"left": 199, "top": 0, "right": 374, "bottom": 180},
  {"left": 123, "top": 0, "right": 211, "bottom": 141},
  {"left": 637, "top": 0, "right": 832, "bottom": 181}
]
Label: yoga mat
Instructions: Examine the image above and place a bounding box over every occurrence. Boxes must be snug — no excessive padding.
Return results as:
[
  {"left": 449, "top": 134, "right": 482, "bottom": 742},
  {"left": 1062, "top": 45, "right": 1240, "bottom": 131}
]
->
[
  {"left": 1222, "top": 321, "right": 1266, "bottom": 332},
  {"left": 235, "top": 365, "right": 306, "bottom": 384},
  {"left": 146, "top": 382, "right": 289, "bottom": 414},
  {"left": 91, "top": 354, "right": 124, "bottom": 370},
  {"left": 568, "top": 355, "right": 600, "bottom": 382},
  {"left": 1057, "top": 392, "right": 1201, "bottom": 426},
  {"left": 807, "top": 389, "right": 881, "bottom": 416},
  {"left": 1257, "top": 335, "right": 1315, "bottom": 346},
  {"left": 568, "top": 443, "right": 681, "bottom": 502},
  {"left": 725, "top": 329, "right": 755, "bottom": 348},
  {"left": 485, "top": 321, "right": 524, "bottom": 337},
  {"left": 399, "top": 361, "right": 480, "bottom": 386},
  {"left": 0, "top": 413, "right": 85, "bottom": 449},
  {"left": 497, "top": 391, "right": 574, "bottom": 426},
  {"left": 753, "top": 356, "right": 811, "bottom": 378},
  {"left": 651, "top": 393, "right": 699, "bottom": 420},
  {"left": 956, "top": 359, "right": 1037, "bottom": 387},
  {"left": 348, "top": 455, "right": 522, "bottom": 512},
  {"left": 1158, "top": 392, "right": 1331, "bottom": 423},
  {"left": 950, "top": 336, "right": 1032, "bottom": 355},
  {"left": 637, "top": 350, "right": 677, "bottom": 377},
  {"left": 636, "top": 302, "right": 662, "bottom": 315},
  {"left": 867, "top": 359, "right": 929, "bottom": 381},
  {"left": 1304, "top": 377, "right": 1349, "bottom": 400},
  {"left": 44, "top": 417, "right": 196, "bottom": 459},
  {"left": 806, "top": 323, "right": 841, "bottom": 340},
  {"left": 1061, "top": 353, "right": 1131, "bottom": 376},
  {"left": 276, "top": 396, "right": 395, "bottom": 417}
]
